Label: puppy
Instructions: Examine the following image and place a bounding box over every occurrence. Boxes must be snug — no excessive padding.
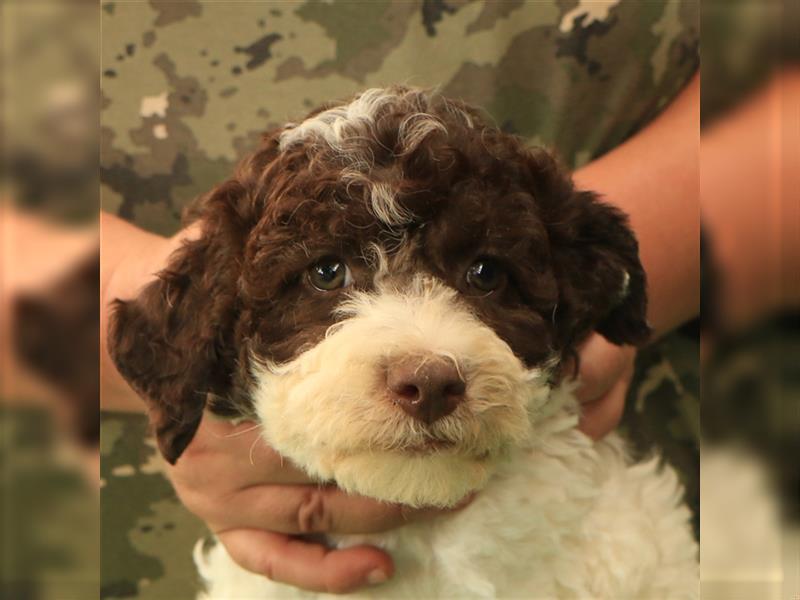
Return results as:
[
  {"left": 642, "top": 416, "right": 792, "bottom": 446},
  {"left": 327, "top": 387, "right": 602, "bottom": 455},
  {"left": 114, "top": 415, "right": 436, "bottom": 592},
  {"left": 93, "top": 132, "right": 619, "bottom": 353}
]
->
[{"left": 109, "top": 87, "right": 698, "bottom": 599}]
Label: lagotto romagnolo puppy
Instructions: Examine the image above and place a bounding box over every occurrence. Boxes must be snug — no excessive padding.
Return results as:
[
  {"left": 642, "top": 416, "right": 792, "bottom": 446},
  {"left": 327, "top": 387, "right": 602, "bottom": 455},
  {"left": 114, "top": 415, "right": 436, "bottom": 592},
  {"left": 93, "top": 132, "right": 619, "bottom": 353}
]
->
[{"left": 109, "top": 87, "right": 698, "bottom": 599}]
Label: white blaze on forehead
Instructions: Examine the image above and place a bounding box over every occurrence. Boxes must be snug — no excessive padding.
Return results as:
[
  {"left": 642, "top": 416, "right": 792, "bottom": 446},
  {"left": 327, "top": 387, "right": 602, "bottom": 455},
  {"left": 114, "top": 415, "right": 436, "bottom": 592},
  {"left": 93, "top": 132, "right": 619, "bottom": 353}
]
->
[
  {"left": 279, "top": 87, "right": 446, "bottom": 156},
  {"left": 396, "top": 111, "right": 446, "bottom": 154},
  {"left": 280, "top": 87, "right": 399, "bottom": 151},
  {"left": 280, "top": 87, "right": 450, "bottom": 228},
  {"left": 369, "top": 182, "right": 409, "bottom": 227},
  {"left": 342, "top": 169, "right": 411, "bottom": 228}
]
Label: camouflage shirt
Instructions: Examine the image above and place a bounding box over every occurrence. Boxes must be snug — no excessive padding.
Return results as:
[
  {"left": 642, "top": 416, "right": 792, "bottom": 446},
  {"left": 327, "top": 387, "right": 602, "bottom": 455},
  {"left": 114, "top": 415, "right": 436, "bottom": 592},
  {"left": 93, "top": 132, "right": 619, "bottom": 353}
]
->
[{"left": 100, "top": 2, "right": 699, "bottom": 599}]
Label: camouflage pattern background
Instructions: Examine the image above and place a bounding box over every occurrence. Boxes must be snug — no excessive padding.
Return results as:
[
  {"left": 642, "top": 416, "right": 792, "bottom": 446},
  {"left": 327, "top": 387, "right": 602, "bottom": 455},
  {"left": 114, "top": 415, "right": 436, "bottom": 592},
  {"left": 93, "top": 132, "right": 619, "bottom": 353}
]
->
[
  {"left": 100, "top": 2, "right": 699, "bottom": 598},
  {"left": 0, "top": 407, "right": 99, "bottom": 600},
  {"left": 2, "top": 3, "right": 99, "bottom": 599}
]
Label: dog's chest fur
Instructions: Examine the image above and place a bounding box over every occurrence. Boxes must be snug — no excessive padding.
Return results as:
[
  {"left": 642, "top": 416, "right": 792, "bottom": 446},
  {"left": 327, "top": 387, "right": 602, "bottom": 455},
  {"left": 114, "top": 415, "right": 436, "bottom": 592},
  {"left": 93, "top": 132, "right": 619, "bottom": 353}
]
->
[{"left": 196, "top": 389, "right": 698, "bottom": 600}]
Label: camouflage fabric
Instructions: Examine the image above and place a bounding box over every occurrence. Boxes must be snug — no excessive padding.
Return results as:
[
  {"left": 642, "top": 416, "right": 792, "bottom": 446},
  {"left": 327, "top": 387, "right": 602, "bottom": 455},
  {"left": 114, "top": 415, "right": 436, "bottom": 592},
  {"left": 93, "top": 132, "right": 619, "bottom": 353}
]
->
[
  {"left": 101, "top": 413, "right": 206, "bottom": 599},
  {"left": 701, "top": 0, "right": 800, "bottom": 126},
  {"left": 0, "top": 406, "right": 100, "bottom": 600},
  {"left": 100, "top": 2, "right": 699, "bottom": 598},
  {"left": 1, "top": 1, "right": 99, "bottom": 224},
  {"left": 621, "top": 327, "right": 700, "bottom": 538},
  {"left": 703, "top": 315, "right": 800, "bottom": 525},
  {"left": 100, "top": 0, "right": 699, "bottom": 234}
]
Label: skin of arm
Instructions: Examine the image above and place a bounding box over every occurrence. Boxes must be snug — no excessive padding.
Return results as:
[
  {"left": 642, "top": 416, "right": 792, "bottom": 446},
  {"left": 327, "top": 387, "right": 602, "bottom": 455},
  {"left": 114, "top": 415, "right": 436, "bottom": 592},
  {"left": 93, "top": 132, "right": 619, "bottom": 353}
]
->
[
  {"left": 701, "top": 68, "right": 800, "bottom": 331},
  {"left": 569, "top": 73, "right": 700, "bottom": 437},
  {"left": 1, "top": 206, "right": 98, "bottom": 404},
  {"left": 573, "top": 73, "right": 701, "bottom": 339}
]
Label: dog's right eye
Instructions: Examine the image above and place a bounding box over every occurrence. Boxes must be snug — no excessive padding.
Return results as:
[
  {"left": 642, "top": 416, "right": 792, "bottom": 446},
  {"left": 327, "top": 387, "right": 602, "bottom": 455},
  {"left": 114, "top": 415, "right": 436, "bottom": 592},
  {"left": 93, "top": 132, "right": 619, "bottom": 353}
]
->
[
  {"left": 466, "top": 258, "right": 506, "bottom": 293},
  {"left": 308, "top": 257, "right": 352, "bottom": 291}
]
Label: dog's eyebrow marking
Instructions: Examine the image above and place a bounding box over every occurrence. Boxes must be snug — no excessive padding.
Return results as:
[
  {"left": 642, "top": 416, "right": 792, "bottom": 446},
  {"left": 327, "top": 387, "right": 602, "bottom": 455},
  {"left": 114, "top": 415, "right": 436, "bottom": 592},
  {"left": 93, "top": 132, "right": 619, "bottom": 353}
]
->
[
  {"left": 342, "top": 169, "right": 411, "bottom": 228},
  {"left": 370, "top": 182, "right": 408, "bottom": 227},
  {"left": 294, "top": 241, "right": 310, "bottom": 258}
]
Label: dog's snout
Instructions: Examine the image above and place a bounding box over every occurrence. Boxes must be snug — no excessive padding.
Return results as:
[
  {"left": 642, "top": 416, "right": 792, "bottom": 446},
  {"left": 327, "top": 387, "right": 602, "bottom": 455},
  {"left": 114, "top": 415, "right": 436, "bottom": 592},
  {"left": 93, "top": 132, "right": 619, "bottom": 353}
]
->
[{"left": 387, "top": 358, "right": 466, "bottom": 424}]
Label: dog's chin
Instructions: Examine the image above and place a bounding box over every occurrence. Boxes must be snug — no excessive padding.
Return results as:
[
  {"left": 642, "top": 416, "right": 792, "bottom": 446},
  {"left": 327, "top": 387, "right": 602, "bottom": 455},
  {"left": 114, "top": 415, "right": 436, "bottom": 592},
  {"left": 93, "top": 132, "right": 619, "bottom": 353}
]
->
[{"left": 319, "top": 448, "right": 497, "bottom": 508}]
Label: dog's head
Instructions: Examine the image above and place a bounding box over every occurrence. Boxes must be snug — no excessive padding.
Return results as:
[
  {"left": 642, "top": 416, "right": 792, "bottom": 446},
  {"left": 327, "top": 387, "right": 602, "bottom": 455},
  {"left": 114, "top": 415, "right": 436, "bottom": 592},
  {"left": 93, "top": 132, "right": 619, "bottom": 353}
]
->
[{"left": 110, "top": 87, "right": 649, "bottom": 507}]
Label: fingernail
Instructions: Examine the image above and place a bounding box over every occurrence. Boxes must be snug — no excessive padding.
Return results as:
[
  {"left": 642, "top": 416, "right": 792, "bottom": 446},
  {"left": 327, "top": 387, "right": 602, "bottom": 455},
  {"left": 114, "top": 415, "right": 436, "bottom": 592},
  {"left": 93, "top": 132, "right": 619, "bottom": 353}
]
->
[{"left": 367, "top": 569, "right": 388, "bottom": 585}]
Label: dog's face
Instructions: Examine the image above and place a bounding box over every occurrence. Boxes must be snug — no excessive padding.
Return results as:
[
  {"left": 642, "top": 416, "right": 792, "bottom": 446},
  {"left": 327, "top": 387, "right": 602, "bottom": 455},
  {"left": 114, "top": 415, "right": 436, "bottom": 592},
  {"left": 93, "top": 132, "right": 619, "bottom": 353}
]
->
[{"left": 110, "top": 87, "right": 649, "bottom": 507}]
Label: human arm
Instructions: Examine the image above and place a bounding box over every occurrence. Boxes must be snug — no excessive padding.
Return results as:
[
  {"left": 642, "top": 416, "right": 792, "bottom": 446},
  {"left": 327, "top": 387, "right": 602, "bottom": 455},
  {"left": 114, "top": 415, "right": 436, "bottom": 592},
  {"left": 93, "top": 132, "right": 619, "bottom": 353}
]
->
[
  {"left": 570, "top": 72, "right": 700, "bottom": 439},
  {"left": 574, "top": 68, "right": 800, "bottom": 437},
  {"left": 700, "top": 68, "right": 800, "bottom": 331}
]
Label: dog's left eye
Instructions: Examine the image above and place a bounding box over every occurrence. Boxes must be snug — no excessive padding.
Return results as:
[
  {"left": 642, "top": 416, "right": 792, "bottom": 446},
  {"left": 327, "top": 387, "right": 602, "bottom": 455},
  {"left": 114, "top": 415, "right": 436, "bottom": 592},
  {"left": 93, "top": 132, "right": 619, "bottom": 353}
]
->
[
  {"left": 308, "top": 257, "right": 352, "bottom": 291},
  {"left": 466, "top": 258, "right": 506, "bottom": 292}
]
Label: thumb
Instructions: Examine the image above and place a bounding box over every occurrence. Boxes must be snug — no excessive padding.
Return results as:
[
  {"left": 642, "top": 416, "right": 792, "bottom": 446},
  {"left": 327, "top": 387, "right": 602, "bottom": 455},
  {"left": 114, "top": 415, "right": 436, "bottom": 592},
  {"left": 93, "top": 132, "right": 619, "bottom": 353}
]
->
[
  {"left": 577, "top": 356, "right": 634, "bottom": 440},
  {"left": 572, "top": 334, "right": 635, "bottom": 404}
]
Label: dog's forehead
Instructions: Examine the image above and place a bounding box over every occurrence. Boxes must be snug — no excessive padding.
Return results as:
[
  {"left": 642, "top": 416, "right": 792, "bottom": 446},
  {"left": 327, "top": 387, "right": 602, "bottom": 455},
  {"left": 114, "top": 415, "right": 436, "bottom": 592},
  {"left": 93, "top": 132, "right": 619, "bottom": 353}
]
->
[
  {"left": 272, "top": 87, "right": 485, "bottom": 229},
  {"left": 257, "top": 176, "right": 543, "bottom": 270},
  {"left": 263, "top": 88, "right": 545, "bottom": 250},
  {"left": 237, "top": 92, "right": 566, "bottom": 370},
  {"left": 278, "top": 87, "right": 462, "bottom": 156}
]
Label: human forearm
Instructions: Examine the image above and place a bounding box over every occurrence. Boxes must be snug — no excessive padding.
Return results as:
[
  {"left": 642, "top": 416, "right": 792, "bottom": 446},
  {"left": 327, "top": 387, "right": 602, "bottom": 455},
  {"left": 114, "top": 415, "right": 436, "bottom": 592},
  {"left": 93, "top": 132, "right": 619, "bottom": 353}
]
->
[
  {"left": 700, "top": 68, "right": 800, "bottom": 331},
  {"left": 574, "top": 74, "right": 701, "bottom": 339},
  {"left": 100, "top": 211, "right": 199, "bottom": 411}
]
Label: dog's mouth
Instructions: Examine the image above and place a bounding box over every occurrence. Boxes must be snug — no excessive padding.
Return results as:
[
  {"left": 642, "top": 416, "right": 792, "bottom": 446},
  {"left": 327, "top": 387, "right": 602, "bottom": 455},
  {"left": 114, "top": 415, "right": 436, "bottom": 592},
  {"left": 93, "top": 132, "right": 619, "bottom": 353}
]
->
[
  {"left": 388, "top": 432, "right": 495, "bottom": 461},
  {"left": 401, "top": 440, "right": 493, "bottom": 463},
  {"left": 363, "top": 407, "right": 511, "bottom": 459},
  {"left": 404, "top": 438, "right": 456, "bottom": 454}
]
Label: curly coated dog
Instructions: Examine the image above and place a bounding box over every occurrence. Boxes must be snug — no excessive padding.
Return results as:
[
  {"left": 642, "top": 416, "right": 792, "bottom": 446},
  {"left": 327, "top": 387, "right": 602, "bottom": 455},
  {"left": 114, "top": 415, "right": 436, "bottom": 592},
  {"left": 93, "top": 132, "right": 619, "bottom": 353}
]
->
[{"left": 109, "top": 87, "right": 698, "bottom": 599}]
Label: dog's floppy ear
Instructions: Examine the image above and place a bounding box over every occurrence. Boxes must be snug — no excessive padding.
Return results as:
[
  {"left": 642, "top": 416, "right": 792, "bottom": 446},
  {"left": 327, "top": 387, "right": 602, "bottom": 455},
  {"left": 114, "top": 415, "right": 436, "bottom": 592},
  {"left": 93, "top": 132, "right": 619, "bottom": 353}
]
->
[
  {"left": 529, "top": 152, "right": 651, "bottom": 350},
  {"left": 108, "top": 179, "right": 254, "bottom": 464}
]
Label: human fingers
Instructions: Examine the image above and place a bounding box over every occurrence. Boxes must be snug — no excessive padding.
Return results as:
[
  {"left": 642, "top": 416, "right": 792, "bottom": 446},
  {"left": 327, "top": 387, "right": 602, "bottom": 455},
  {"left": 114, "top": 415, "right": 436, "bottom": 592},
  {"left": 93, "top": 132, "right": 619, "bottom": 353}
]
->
[
  {"left": 571, "top": 334, "right": 635, "bottom": 404},
  {"left": 203, "top": 484, "right": 461, "bottom": 536},
  {"left": 217, "top": 528, "right": 393, "bottom": 594},
  {"left": 577, "top": 355, "right": 634, "bottom": 440},
  {"left": 169, "top": 416, "right": 313, "bottom": 490}
]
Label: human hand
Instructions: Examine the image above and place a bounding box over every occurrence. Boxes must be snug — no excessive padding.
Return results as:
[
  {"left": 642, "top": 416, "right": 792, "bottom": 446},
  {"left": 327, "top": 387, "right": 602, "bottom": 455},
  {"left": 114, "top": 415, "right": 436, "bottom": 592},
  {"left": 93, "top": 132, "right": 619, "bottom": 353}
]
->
[
  {"left": 567, "top": 333, "right": 636, "bottom": 440},
  {"left": 167, "top": 414, "right": 466, "bottom": 593}
]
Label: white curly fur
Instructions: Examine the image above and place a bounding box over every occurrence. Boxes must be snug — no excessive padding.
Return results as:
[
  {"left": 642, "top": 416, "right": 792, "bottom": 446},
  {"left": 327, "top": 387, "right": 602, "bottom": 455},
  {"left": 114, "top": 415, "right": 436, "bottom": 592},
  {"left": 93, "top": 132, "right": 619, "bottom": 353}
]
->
[
  {"left": 195, "top": 276, "right": 698, "bottom": 599},
  {"left": 279, "top": 88, "right": 446, "bottom": 228}
]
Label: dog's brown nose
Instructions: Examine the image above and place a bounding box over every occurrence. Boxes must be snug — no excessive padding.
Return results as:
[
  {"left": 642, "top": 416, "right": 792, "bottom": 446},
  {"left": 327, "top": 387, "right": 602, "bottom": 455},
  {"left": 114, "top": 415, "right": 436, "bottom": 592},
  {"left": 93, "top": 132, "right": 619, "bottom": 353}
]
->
[{"left": 387, "top": 358, "right": 466, "bottom": 424}]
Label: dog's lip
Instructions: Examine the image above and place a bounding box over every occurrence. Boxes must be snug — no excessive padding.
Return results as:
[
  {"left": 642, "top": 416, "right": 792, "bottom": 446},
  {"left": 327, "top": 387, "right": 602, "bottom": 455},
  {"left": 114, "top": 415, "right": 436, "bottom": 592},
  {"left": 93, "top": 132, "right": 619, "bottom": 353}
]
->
[
  {"left": 403, "top": 438, "right": 456, "bottom": 454},
  {"left": 374, "top": 438, "right": 494, "bottom": 460}
]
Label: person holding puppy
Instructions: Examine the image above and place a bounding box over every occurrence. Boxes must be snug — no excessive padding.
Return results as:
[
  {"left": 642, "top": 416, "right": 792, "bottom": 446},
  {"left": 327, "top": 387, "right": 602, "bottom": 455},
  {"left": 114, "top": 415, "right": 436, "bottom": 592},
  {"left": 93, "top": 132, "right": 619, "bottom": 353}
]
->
[{"left": 100, "top": 2, "right": 701, "bottom": 594}]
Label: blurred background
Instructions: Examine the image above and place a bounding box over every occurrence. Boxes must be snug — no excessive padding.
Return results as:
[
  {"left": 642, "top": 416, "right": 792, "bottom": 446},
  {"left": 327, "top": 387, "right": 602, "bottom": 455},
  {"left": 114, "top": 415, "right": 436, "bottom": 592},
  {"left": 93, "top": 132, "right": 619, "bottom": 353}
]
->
[
  {"left": 1, "top": 1, "right": 99, "bottom": 598},
  {"left": 701, "top": 1, "right": 799, "bottom": 599},
  {"left": 0, "top": 1, "right": 797, "bottom": 599}
]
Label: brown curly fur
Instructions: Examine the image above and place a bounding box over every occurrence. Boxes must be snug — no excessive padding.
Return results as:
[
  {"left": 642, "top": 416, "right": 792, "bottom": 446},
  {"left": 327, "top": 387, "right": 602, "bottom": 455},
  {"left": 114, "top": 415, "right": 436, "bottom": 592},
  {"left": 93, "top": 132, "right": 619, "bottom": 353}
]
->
[{"left": 109, "top": 87, "right": 649, "bottom": 464}]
